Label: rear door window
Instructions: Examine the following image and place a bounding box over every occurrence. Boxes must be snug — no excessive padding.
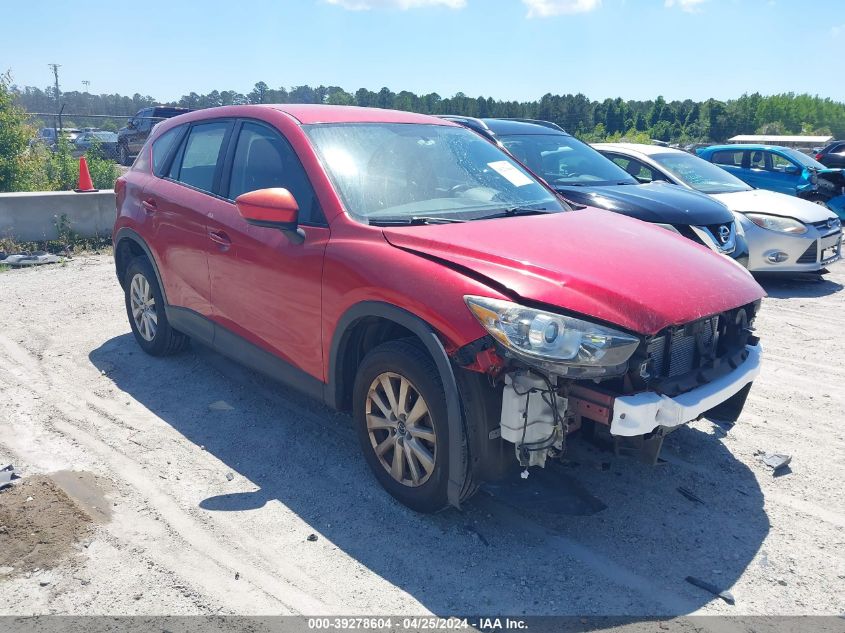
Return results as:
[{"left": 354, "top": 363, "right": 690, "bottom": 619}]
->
[
  {"left": 171, "top": 121, "right": 230, "bottom": 194},
  {"left": 607, "top": 155, "right": 663, "bottom": 183},
  {"left": 225, "top": 121, "right": 324, "bottom": 224}
]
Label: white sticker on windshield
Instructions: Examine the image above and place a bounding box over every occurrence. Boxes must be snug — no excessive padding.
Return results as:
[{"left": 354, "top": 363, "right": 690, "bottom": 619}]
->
[{"left": 487, "top": 161, "right": 534, "bottom": 187}]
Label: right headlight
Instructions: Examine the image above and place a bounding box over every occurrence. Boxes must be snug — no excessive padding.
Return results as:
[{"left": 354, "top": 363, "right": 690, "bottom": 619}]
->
[
  {"left": 464, "top": 296, "right": 640, "bottom": 377},
  {"left": 745, "top": 213, "right": 808, "bottom": 235}
]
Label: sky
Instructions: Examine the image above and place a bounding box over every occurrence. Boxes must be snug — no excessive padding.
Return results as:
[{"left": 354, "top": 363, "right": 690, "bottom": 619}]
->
[{"left": 3, "top": 0, "right": 845, "bottom": 104}]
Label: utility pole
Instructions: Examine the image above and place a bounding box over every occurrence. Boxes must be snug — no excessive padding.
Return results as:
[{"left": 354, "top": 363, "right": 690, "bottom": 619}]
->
[
  {"left": 48, "top": 63, "right": 61, "bottom": 107},
  {"left": 48, "top": 64, "right": 61, "bottom": 136}
]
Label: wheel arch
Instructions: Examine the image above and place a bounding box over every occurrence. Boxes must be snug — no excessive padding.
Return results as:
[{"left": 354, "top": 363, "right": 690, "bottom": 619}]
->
[
  {"left": 113, "top": 228, "right": 167, "bottom": 304},
  {"left": 326, "top": 301, "right": 467, "bottom": 507}
]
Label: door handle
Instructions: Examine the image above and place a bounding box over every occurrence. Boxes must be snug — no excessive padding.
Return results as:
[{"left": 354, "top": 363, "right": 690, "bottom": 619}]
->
[
  {"left": 141, "top": 198, "right": 157, "bottom": 214},
  {"left": 208, "top": 230, "right": 232, "bottom": 248}
]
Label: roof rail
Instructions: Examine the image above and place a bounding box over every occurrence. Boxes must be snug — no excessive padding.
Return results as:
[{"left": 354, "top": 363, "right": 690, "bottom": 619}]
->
[
  {"left": 435, "top": 115, "right": 491, "bottom": 130},
  {"left": 496, "top": 118, "right": 567, "bottom": 132}
]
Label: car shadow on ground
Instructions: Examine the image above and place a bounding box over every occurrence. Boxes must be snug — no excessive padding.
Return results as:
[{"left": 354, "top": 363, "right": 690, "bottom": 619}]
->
[
  {"left": 756, "top": 273, "right": 843, "bottom": 299},
  {"left": 90, "top": 335, "right": 769, "bottom": 616}
]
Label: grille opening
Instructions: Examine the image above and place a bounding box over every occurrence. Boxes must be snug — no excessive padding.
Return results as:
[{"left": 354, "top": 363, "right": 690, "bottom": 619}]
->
[
  {"left": 797, "top": 242, "right": 818, "bottom": 264},
  {"left": 646, "top": 315, "right": 719, "bottom": 379}
]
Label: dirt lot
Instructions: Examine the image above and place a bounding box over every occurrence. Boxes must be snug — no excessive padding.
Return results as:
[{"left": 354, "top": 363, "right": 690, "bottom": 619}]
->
[{"left": 0, "top": 255, "right": 843, "bottom": 618}]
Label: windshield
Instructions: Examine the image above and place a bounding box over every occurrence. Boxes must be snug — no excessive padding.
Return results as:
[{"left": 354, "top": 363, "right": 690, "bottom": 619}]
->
[
  {"left": 304, "top": 123, "right": 564, "bottom": 222},
  {"left": 651, "top": 152, "right": 753, "bottom": 194},
  {"left": 780, "top": 147, "right": 826, "bottom": 170},
  {"left": 500, "top": 134, "right": 637, "bottom": 187},
  {"left": 93, "top": 131, "right": 117, "bottom": 141}
]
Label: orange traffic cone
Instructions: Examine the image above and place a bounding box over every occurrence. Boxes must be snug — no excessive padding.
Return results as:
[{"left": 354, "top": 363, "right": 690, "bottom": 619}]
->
[{"left": 75, "top": 157, "right": 98, "bottom": 192}]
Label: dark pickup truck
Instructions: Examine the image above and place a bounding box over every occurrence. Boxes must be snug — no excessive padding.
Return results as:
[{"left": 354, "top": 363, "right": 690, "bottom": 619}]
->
[{"left": 117, "top": 106, "right": 191, "bottom": 165}]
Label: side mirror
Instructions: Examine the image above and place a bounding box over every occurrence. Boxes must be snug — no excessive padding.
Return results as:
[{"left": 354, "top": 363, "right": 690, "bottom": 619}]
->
[
  {"left": 235, "top": 188, "right": 304, "bottom": 243},
  {"left": 784, "top": 165, "right": 799, "bottom": 175}
]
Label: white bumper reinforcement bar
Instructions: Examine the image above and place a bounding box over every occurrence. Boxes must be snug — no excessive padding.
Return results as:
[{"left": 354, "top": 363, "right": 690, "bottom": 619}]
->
[{"left": 610, "top": 344, "right": 762, "bottom": 437}]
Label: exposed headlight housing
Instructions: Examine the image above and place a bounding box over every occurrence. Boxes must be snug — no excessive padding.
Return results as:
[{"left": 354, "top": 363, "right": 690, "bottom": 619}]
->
[
  {"left": 464, "top": 296, "right": 640, "bottom": 377},
  {"left": 745, "top": 213, "right": 808, "bottom": 235}
]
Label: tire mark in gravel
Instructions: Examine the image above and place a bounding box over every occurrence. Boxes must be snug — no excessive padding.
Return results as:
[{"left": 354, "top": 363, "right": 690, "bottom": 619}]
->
[{"left": 0, "top": 334, "right": 334, "bottom": 615}]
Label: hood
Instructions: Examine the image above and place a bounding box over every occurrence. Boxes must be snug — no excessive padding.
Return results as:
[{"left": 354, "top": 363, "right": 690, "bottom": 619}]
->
[
  {"left": 556, "top": 182, "right": 733, "bottom": 225},
  {"left": 711, "top": 189, "right": 837, "bottom": 222},
  {"left": 382, "top": 208, "right": 764, "bottom": 336}
]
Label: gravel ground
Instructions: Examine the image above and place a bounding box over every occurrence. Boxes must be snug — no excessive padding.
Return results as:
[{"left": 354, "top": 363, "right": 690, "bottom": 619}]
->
[{"left": 0, "top": 255, "right": 843, "bottom": 618}]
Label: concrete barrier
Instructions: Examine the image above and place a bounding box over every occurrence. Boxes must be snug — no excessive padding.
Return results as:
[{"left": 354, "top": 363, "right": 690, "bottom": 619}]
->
[{"left": 0, "top": 190, "right": 116, "bottom": 242}]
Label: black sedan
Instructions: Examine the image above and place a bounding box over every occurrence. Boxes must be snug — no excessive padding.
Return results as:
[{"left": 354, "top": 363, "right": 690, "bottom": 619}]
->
[
  {"left": 443, "top": 117, "right": 749, "bottom": 267},
  {"left": 73, "top": 131, "right": 119, "bottom": 160}
]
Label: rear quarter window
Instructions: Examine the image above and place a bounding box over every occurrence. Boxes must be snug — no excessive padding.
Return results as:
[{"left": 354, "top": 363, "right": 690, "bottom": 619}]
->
[
  {"left": 152, "top": 126, "right": 184, "bottom": 176},
  {"left": 710, "top": 150, "right": 743, "bottom": 167}
]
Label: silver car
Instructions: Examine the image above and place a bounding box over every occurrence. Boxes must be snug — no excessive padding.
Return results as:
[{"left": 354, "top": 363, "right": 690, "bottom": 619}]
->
[{"left": 594, "top": 143, "right": 842, "bottom": 274}]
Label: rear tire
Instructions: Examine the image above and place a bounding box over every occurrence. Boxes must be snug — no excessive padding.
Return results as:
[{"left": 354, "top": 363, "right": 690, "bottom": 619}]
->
[
  {"left": 353, "top": 339, "right": 467, "bottom": 513},
  {"left": 118, "top": 143, "right": 131, "bottom": 166},
  {"left": 124, "top": 256, "right": 188, "bottom": 356}
]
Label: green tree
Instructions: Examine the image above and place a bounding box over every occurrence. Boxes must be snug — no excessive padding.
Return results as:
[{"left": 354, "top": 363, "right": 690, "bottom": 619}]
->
[{"left": 0, "top": 71, "right": 50, "bottom": 192}]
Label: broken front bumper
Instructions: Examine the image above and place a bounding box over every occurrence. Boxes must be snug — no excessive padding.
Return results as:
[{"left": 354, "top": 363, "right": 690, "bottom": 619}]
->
[{"left": 610, "top": 344, "right": 762, "bottom": 437}]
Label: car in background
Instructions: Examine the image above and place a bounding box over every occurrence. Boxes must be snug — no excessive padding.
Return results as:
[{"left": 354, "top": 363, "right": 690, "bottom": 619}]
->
[
  {"left": 595, "top": 143, "right": 842, "bottom": 275},
  {"left": 31, "top": 127, "right": 82, "bottom": 151},
  {"left": 113, "top": 105, "right": 765, "bottom": 512},
  {"left": 443, "top": 117, "right": 748, "bottom": 266},
  {"left": 815, "top": 140, "right": 845, "bottom": 169},
  {"left": 697, "top": 144, "right": 845, "bottom": 219},
  {"left": 117, "top": 106, "right": 191, "bottom": 165},
  {"left": 73, "top": 130, "right": 119, "bottom": 160}
]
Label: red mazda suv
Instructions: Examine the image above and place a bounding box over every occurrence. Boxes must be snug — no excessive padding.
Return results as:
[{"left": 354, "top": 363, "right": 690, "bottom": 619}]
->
[{"left": 113, "top": 105, "right": 765, "bottom": 512}]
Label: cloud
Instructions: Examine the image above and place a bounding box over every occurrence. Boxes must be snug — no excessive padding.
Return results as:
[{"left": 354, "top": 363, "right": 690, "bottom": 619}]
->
[
  {"left": 832, "top": 23, "right": 845, "bottom": 38},
  {"left": 523, "top": 0, "right": 602, "bottom": 18},
  {"left": 664, "top": 0, "right": 707, "bottom": 12},
  {"left": 324, "top": 0, "right": 465, "bottom": 9}
]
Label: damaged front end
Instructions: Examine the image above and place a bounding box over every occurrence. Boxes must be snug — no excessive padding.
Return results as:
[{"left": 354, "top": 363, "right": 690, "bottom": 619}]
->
[
  {"left": 800, "top": 169, "right": 845, "bottom": 216},
  {"left": 456, "top": 296, "right": 762, "bottom": 471}
]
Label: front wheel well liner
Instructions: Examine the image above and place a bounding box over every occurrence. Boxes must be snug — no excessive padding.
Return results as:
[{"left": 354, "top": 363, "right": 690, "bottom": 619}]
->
[{"left": 326, "top": 301, "right": 469, "bottom": 507}]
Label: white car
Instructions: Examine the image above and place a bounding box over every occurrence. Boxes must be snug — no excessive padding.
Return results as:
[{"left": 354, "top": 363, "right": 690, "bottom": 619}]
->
[{"left": 594, "top": 143, "right": 842, "bottom": 274}]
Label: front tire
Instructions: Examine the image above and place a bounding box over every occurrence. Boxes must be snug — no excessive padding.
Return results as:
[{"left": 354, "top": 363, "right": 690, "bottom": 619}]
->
[
  {"left": 124, "top": 256, "right": 188, "bottom": 356},
  {"left": 353, "top": 339, "right": 460, "bottom": 513}
]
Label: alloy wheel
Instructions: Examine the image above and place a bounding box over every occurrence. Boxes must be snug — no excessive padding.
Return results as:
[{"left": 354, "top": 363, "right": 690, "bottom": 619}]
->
[
  {"left": 365, "top": 371, "right": 437, "bottom": 487},
  {"left": 130, "top": 273, "right": 157, "bottom": 342}
]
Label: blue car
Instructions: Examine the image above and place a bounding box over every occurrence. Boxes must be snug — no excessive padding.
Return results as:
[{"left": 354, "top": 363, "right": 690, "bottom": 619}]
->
[{"left": 697, "top": 144, "right": 845, "bottom": 219}]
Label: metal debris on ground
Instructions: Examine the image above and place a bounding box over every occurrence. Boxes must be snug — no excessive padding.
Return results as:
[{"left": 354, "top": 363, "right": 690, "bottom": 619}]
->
[
  {"left": 208, "top": 400, "right": 235, "bottom": 411},
  {"left": 307, "top": 533, "right": 318, "bottom": 542},
  {"left": 3, "top": 252, "right": 62, "bottom": 268},
  {"left": 0, "top": 465, "right": 20, "bottom": 489},
  {"left": 464, "top": 524, "right": 490, "bottom": 546},
  {"left": 677, "top": 486, "right": 704, "bottom": 504},
  {"left": 685, "top": 575, "right": 736, "bottom": 605},
  {"left": 759, "top": 452, "right": 792, "bottom": 473},
  {"left": 225, "top": 472, "right": 234, "bottom": 482}
]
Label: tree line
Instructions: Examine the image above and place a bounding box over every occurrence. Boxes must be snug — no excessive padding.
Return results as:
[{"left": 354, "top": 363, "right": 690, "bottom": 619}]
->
[{"left": 12, "top": 81, "right": 845, "bottom": 143}]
